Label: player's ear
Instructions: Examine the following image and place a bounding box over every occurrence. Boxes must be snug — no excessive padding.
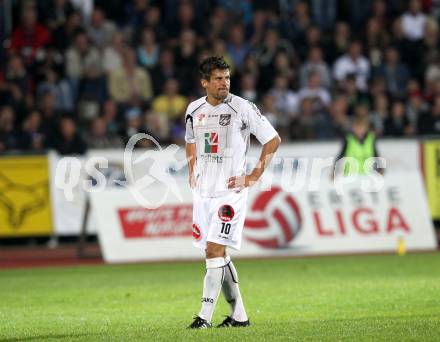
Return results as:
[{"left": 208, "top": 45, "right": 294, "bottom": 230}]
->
[{"left": 201, "top": 78, "right": 208, "bottom": 89}]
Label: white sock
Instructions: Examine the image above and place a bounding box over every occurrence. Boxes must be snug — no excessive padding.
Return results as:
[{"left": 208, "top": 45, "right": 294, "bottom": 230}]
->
[
  {"left": 198, "top": 257, "right": 226, "bottom": 322},
  {"left": 222, "top": 255, "right": 248, "bottom": 322}
]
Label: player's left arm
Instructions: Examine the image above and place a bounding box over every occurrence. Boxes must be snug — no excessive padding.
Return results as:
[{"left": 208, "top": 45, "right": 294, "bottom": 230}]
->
[{"left": 228, "top": 101, "right": 281, "bottom": 189}]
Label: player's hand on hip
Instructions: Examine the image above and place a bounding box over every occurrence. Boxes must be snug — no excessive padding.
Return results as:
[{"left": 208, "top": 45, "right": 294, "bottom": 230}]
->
[{"left": 227, "top": 174, "right": 258, "bottom": 190}]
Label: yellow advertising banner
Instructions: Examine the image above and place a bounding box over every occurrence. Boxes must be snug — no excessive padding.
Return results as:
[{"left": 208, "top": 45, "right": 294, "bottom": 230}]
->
[
  {"left": 0, "top": 155, "right": 52, "bottom": 237},
  {"left": 424, "top": 140, "right": 440, "bottom": 220}
]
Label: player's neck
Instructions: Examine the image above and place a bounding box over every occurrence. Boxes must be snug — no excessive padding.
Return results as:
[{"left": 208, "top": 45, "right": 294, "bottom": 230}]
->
[{"left": 206, "top": 94, "right": 224, "bottom": 107}]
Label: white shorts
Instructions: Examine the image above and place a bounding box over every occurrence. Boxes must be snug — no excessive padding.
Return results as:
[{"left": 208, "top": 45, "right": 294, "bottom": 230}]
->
[{"left": 192, "top": 189, "right": 248, "bottom": 250}]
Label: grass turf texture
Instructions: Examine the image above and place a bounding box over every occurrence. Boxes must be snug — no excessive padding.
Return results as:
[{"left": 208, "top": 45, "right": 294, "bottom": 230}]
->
[{"left": 0, "top": 253, "right": 439, "bottom": 341}]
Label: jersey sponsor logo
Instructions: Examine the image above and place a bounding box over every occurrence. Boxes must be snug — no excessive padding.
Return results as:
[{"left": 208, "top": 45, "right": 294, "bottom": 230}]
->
[
  {"left": 200, "top": 154, "right": 223, "bottom": 163},
  {"left": 219, "top": 114, "right": 231, "bottom": 126},
  {"left": 192, "top": 223, "right": 201, "bottom": 240},
  {"left": 218, "top": 204, "right": 235, "bottom": 222},
  {"left": 204, "top": 132, "right": 218, "bottom": 153}
]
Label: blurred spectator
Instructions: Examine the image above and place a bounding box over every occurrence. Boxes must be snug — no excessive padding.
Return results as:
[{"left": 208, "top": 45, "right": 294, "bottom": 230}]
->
[
  {"left": 418, "top": 96, "right": 440, "bottom": 135},
  {"left": 370, "top": 93, "right": 389, "bottom": 136},
  {"left": 280, "top": 1, "right": 311, "bottom": 42},
  {"left": 145, "top": 111, "right": 171, "bottom": 144},
  {"left": 333, "top": 40, "right": 370, "bottom": 91},
  {"left": 218, "top": 0, "right": 253, "bottom": 25},
  {"left": 299, "top": 46, "right": 331, "bottom": 89},
  {"left": 0, "top": 106, "right": 19, "bottom": 151},
  {"left": 325, "top": 22, "right": 350, "bottom": 64},
  {"left": 407, "top": 92, "right": 428, "bottom": 132},
  {"left": 66, "top": 30, "right": 101, "bottom": 80},
  {"left": 401, "top": 0, "right": 427, "bottom": 41},
  {"left": 261, "top": 93, "right": 282, "bottom": 130},
  {"left": 70, "top": 0, "right": 94, "bottom": 24},
  {"left": 142, "top": 6, "right": 166, "bottom": 43},
  {"left": 0, "top": 55, "right": 29, "bottom": 113},
  {"left": 39, "top": 91, "right": 60, "bottom": 136},
  {"left": 52, "top": 10, "right": 82, "bottom": 51},
  {"left": 292, "top": 98, "right": 329, "bottom": 140},
  {"left": 422, "top": 18, "right": 439, "bottom": 67},
  {"left": 226, "top": 24, "right": 251, "bottom": 71},
  {"left": 373, "top": 46, "right": 410, "bottom": 99},
  {"left": 269, "top": 75, "right": 299, "bottom": 118},
  {"left": 364, "top": 17, "right": 390, "bottom": 66},
  {"left": 340, "top": 74, "right": 370, "bottom": 114},
  {"left": 37, "top": 69, "right": 74, "bottom": 112},
  {"left": 174, "top": 29, "right": 199, "bottom": 93},
  {"left": 46, "top": 0, "right": 75, "bottom": 30},
  {"left": 10, "top": 5, "right": 51, "bottom": 65},
  {"left": 108, "top": 48, "right": 153, "bottom": 105},
  {"left": 50, "top": 116, "right": 87, "bottom": 155},
  {"left": 254, "top": 29, "right": 294, "bottom": 91},
  {"left": 297, "top": 25, "right": 323, "bottom": 61},
  {"left": 150, "top": 48, "right": 182, "bottom": 96},
  {"left": 298, "top": 70, "right": 331, "bottom": 111},
  {"left": 329, "top": 95, "right": 351, "bottom": 137},
  {"left": 18, "top": 110, "right": 45, "bottom": 150},
  {"left": 103, "top": 32, "right": 126, "bottom": 73},
  {"left": 86, "top": 116, "right": 124, "bottom": 148},
  {"left": 152, "top": 78, "right": 187, "bottom": 121},
  {"left": 240, "top": 74, "right": 258, "bottom": 102},
  {"left": 101, "top": 99, "right": 120, "bottom": 134},
  {"left": 248, "top": 10, "right": 269, "bottom": 47},
  {"left": 207, "top": 7, "right": 228, "bottom": 42},
  {"left": 168, "top": 2, "right": 203, "bottom": 41},
  {"left": 311, "top": 0, "right": 337, "bottom": 31},
  {"left": 273, "top": 52, "right": 296, "bottom": 88},
  {"left": 87, "top": 7, "right": 117, "bottom": 48},
  {"left": 123, "top": 0, "right": 149, "bottom": 28},
  {"left": 370, "top": 0, "right": 389, "bottom": 29},
  {"left": 137, "top": 28, "right": 160, "bottom": 69},
  {"left": 384, "top": 100, "right": 412, "bottom": 136},
  {"left": 121, "top": 107, "right": 154, "bottom": 147}
]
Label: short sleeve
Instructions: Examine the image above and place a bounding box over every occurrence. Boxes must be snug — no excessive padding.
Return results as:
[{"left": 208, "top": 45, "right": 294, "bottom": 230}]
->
[
  {"left": 245, "top": 101, "right": 279, "bottom": 145},
  {"left": 185, "top": 113, "right": 195, "bottom": 144}
]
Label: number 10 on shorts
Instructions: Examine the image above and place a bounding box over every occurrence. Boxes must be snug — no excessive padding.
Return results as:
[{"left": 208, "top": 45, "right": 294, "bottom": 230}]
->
[{"left": 221, "top": 222, "right": 231, "bottom": 234}]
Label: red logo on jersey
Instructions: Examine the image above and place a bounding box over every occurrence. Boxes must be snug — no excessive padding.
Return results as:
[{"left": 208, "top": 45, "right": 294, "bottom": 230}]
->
[
  {"left": 218, "top": 204, "right": 235, "bottom": 222},
  {"left": 204, "top": 132, "right": 218, "bottom": 153}
]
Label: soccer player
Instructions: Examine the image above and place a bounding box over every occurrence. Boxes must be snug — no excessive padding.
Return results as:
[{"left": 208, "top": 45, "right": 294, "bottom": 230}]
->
[{"left": 185, "top": 56, "right": 280, "bottom": 328}]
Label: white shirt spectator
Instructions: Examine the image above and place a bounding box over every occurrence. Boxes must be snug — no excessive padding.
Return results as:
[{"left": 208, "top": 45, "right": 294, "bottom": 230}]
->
[
  {"left": 297, "top": 87, "right": 331, "bottom": 108},
  {"left": 401, "top": 12, "right": 427, "bottom": 41},
  {"left": 269, "top": 89, "right": 299, "bottom": 118},
  {"left": 333, "top": 54, "right": 370, "bottom": 91},
  {"left": 102, "top": 46, "right": 123, "bottom": 73}
]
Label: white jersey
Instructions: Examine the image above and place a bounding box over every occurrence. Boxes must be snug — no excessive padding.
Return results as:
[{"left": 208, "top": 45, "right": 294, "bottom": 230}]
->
[{"left": 185, "top": 93, "right": 278, "bottom": 198}]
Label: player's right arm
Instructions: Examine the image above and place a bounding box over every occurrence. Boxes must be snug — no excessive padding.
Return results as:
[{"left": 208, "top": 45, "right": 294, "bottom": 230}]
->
[
  {"left": 185, "top": 107, "right": 197, "bottom": 189},
  {"left": 186, "top": 142, "right": 197, "bottom": 188}
]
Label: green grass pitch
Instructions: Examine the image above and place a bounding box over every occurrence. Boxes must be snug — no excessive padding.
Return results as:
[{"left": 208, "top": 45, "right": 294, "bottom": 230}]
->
[{"left": 1, "top": 253, "right": 439, "bottom": 341}]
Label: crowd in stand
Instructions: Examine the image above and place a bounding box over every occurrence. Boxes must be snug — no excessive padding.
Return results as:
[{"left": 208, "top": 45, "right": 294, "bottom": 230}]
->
[{"left": 1, "top": 0, "right": 440, "bottom": 154}]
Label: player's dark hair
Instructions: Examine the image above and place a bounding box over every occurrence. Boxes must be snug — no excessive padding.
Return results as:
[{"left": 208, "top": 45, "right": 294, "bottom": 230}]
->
[{"left": 199, "top": 56, "right": 230, "bottom": 80}]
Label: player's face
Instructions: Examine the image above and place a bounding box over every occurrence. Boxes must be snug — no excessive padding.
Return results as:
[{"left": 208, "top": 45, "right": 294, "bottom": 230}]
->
[{"left": 203, "top": 69, "right": 230, "bottom": 101}]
